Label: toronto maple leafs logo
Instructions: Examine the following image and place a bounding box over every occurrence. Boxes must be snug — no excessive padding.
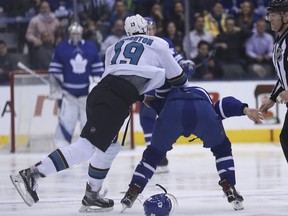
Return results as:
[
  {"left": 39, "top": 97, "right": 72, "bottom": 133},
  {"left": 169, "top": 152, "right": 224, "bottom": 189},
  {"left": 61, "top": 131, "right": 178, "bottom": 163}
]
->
[{"left": 70, "top": 54, "right": 87, "bottom": 74}]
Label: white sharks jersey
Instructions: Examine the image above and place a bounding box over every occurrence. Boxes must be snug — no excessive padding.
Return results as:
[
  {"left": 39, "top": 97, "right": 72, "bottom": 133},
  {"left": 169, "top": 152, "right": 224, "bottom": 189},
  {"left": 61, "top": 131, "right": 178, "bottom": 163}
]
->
[{"left": 103, "top": 35, "right": 184, "bottom": 95}]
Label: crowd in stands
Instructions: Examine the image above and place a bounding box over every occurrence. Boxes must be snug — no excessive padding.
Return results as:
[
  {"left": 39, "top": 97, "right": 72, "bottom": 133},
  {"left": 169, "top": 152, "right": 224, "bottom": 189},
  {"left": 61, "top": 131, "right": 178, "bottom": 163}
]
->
[{"left": 0, "top": 0, "right": 276, "bottom": 84}]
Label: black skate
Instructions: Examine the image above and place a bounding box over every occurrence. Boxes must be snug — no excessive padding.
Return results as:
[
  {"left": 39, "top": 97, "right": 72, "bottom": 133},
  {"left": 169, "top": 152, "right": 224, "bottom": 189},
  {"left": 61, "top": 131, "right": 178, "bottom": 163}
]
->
[
  {"left": 219, "top": 179, "right": 244, "bottom": 210},
  {"left": 79, "top": 183, "right": 114, "bottom": 213},
  {"left": 10, "top": 166, "right": 43, "bottom": 206},
  {"left": 155, "top": 156, "right": 169, "bottom": 174},
  {"left": 120, "top": 184, "right": 142, "bottom": 213}
]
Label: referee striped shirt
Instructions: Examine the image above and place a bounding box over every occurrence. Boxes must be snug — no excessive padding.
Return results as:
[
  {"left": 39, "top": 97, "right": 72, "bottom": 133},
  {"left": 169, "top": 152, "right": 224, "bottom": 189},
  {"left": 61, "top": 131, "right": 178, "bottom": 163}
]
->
[{"left": 271, "top": 29, "right": 288, "bottom": 101}]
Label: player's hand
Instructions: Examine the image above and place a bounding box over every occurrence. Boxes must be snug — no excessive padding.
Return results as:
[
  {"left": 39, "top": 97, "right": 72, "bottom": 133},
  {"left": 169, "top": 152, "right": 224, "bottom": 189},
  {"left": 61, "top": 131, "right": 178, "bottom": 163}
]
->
[
  {"left": 259, "top": 98, "right": 275, "bottom": 114},
  {"left": 276, "top": 90, "right": 288, "bottom": 104},
  {"left": 243, "top": 107, "right": 264, "bottom": 124},
  {"left": 180, "top": 59, "right": 195, "bottom": 76}
]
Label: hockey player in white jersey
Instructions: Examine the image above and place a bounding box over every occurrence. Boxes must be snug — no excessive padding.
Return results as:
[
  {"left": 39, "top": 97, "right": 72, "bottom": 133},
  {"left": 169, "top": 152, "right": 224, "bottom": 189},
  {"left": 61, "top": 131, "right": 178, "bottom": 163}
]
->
[
  {"left": 10, "top": 14, "right": 188, "bottom": 213},
  {"left": 49, "top": 22, "right": 104, "bottom": 147}
]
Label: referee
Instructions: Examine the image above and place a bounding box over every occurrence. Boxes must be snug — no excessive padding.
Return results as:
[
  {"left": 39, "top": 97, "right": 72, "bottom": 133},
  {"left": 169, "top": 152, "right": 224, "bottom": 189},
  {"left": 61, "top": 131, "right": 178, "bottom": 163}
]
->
[{"left": 260, "top": 0, "right": 288, "bottom": 163}]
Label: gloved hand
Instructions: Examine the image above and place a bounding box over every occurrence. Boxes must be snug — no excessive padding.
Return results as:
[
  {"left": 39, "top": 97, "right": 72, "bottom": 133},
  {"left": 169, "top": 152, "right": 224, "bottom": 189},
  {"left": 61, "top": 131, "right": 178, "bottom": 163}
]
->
[{"left": 179, "top": 59, "right": 195, "bottom": 77}]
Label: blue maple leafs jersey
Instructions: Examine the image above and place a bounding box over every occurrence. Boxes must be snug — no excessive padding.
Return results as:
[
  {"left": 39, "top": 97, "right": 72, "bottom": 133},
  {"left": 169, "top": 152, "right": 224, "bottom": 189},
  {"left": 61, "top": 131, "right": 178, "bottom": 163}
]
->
[{"left": 49, "top": 40, "right": 104, "bottom": 97}]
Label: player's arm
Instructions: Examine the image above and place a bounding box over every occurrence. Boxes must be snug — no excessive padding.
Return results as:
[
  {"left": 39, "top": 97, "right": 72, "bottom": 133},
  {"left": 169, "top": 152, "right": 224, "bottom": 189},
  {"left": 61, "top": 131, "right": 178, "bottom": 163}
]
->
[
  {"left": 214, "top": 96, "right": 263, "bottom": 123},
  {"left": 158, "top": 41, "right": 188, "bottom": 87}
]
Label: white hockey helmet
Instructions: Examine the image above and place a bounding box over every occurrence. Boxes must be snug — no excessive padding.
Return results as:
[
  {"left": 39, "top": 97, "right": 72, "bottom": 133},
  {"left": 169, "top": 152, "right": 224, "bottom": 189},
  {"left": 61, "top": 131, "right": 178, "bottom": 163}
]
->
[
  {"left": 124, "top": 14, "right": 148, "bottom": 36},
  {"left": 68, "top": 22, "right": 83, "bottom": 45}
]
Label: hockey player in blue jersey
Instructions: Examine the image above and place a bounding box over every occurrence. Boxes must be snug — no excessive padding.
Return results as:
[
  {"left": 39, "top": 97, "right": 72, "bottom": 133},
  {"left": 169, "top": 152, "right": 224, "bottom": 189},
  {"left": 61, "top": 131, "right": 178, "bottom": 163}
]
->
[
  {"left": 48, "top": 22, "right": 104, "bottom": 147},
  {"left": 139, "top": 17, "right": 195, "bottom": 173},
  {"left": 121, "top": 82, "right": 264, "bottom": 212}
]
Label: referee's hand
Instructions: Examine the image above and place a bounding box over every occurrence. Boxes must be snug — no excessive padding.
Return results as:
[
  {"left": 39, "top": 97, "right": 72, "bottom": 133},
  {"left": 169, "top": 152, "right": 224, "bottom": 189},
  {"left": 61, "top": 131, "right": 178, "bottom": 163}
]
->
[
  {"left": 277, "top": 90, "right": 288, "bottom": 104},
  {"left": 259, "top": 98, "right": 275, "bottom": 114}
]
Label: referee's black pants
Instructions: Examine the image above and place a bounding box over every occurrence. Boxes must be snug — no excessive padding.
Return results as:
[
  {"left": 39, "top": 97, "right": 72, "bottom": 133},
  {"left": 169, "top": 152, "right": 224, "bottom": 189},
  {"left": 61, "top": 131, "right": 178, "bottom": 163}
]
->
[{"left": 280, "top": 110, "right": 288, "bottom": 163}]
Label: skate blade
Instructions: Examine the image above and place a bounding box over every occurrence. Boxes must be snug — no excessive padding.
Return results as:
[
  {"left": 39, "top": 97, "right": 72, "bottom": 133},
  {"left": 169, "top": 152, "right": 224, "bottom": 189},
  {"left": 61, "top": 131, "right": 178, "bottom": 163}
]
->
[
  {"left": 10, "top": 174, "right": 34, "bottom": 207},
  {"left": 120, "top": 204, "right": 128, "bottom": 213},
  {"left": 231, "top": 200, "right": 244, "bottom": 211},
  {"left": 79, "top": 205, "right": 113, "bottom": 213}
]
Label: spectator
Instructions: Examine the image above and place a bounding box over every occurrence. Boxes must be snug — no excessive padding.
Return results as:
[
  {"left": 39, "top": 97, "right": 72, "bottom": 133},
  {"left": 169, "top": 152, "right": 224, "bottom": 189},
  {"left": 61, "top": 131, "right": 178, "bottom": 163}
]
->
[
  {"left": 100, "top": 18, "right": 125, "bottom": 60},
  {"left": 163, "top": 20, "right": 184, "bottom": 56},
  {"left": 25, "top": 1, "right": 60, "bottom": 68},
  {"left": 133, "top": 0, "right": 157, "bottom": 17},
  {"left": 0, "top": 40, "right": 15, "bottom": 84},
  {"left": 183, "top": 15, "right": 213, "bottom": 59},
  {"left": 35, "top": 31, "right": 54, "bottom": 70},
  {"left": 192, "top": 40, "right": 221, "bottom": 80},
  {"left": 82, "top": 19, "right": 103, "bottom": 51},
  {"left": 213, "top": 16, "right": 252, "bottom": 79},
  {"left": 170, "top": 1, "right": 185, "bottom": 37},
  {"left": 245, "top": 18, "right": 274, "bottom": 78},
  {"left": 234, "top": 1, "right": 260, "bottom": 32},
  {"left": 149, "top": 3, "right": 165, "bottom": 36},
  {"left": 204, "top": 1, "right": 228, "bottom": 38},
  {"left": 109, "top": 0, "right": 132, "bottom": 29}
]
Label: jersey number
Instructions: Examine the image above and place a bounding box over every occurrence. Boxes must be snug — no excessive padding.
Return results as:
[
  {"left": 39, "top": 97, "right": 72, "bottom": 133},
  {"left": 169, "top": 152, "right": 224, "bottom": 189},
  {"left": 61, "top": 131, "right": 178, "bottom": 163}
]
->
[{"left": 111, "top": 41, "right": 144, "bottom": 65}]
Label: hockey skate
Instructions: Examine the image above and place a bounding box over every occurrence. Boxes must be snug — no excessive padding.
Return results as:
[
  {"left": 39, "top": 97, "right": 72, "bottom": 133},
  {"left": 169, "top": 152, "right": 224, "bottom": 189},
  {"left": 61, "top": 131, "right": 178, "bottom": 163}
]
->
[
  {"left": 120, "top": 184, "right": 142, "bottom": 213},
  {"left": 79, "top": 183, "right": 114, "bottom": 213},
  {"left": 155, "top": 156, "right": 169, "bottom": 174},
  {"left": 219, "top": 179, "right": 244, "bottom": 210},
  {"left": 10, "top": 166, "right": 42, "bottom": 207}
]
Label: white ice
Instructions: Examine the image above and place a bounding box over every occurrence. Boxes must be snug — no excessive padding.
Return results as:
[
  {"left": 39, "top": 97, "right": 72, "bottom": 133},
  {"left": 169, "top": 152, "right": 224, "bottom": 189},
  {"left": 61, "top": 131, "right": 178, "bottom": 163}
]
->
[{"left": 1, "top": 143, "right": 288, "bottom": 216}]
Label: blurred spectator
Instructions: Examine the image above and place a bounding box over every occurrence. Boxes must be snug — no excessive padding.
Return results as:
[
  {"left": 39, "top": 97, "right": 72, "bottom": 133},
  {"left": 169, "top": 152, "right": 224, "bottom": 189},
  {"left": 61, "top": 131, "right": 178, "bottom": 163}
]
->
[
  {"left": 149, "top": 3, "right": 165, "bottom": 36},
  {"left": 213, "top": 17, "right": 252, "bottom": 79},
  {"left": 163, "top": 20, "right": 184, "bottom": 56},
  {"left": 48, "top": 0, "right": 73, "bottom": 13},
  {"left": 189, "top": 0, "right": 215, "bottom": 16},
  {"left": 234, "top": 1, "right": 260, "bottom": 32},
  {"left": 204, "top": 2, "right": 228, "bottom": 38},
  {"left": 245, "top": 19, "right": 274, "bottom": 78},
  {"left": 134, "top": 0, "right": 157, "bottom": 17},
  {"left": 100, "top": 18, "right": 125, "bottom": 59},
  {"left": 221, "top": 0, "right": 243, "bottom": 14},
  {"left": 25, "top": 1, "right": 60, "bottom": 68},
  {"left": 35, "top": 31, "right": 54, "bottom": 70},
  {"left": 83, "top": 19, "right": 103, "bottom": 51},
  {"left": 192, "top": 40, "right": 221, "bottom": 80},
  {"left": 0, "top": 40, "right": 15, "bottom": 84},
  {"left": 109, "top": 0, "right": 132, "bottom": 29},
  {"left": 183, "top": 15, "right": 213, "bottom": 59},
  {"left": 169, "top": 1, "right": 185, "bottom": 37}
]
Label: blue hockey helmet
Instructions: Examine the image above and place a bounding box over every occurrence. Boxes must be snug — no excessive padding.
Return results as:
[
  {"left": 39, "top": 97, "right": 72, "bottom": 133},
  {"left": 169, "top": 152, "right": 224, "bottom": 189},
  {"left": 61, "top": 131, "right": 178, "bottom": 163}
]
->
[
  {"left": 143, "top": 193, "right": 172, "bottom": 216},
  {"left": 144, "top": 17, "right": 156, "bottom": 28},
  {"left": 143, "top": 184, "right": 177, "bottom": 216}
]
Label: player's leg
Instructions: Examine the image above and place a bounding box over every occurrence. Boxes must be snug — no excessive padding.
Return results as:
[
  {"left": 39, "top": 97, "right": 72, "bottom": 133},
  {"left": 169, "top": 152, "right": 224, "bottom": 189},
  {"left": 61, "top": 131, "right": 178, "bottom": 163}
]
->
[
  {"left": 210, "top": 137, "right": 243, "bottom": 210},
  {"left": 280, "top": 111, "right": 288, "bottom": 163},
  {"left": 192, "top": 100, "right": 243, "bottom": 210},
  {"left": 10, "top": 137, "right": 95, "bottom": 206},
  {"left": 139, "top": 102, "right": 156, "bottom": 145},
  {"left": 79, "top": 140, "right": 121, "bottom": 212},
  {"left": 121, "top": 100, "right": 183, "bottom": 210},
  {"left": 54, "top": 95, "right": 78, "bottom": 147},
  {"left": 139, "top": 102, "right": 169, "bottom": 173}
]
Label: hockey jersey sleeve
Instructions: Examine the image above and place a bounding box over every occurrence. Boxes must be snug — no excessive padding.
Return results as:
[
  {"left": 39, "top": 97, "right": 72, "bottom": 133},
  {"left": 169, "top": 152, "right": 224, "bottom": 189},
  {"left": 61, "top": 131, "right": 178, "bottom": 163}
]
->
[
  {"left": 270, "top": 79, "right": 284, "bottom": 102},
  {"left": 214, "top": 96, "right": 248, "bottom": 120},
  {"left": 157, "top": 40, "right": 187, "bottom": 87},
  {"left": 48, "top": 45, "right": 63, "bottom": 76}
]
